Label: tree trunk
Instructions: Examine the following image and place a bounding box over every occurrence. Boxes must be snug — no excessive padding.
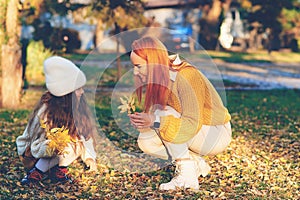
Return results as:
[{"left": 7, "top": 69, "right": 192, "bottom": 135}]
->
[
  {"left": 0, "top": 0, "right": 8, "bottom": 104},
  {"left": 1, "top": 44, "right": 22, "bottom": 108},
  {"left": 1, "top": 0, "right": 22, "bottom": 108},
  {"left": 95, "top": 19, "right": 105, "bottom": 52},
  {"left": 199, "top": 0, "right": 232, "bottom": 50},
  {"left": 116, "top": 35, "right": 121, "bottom": 80},
  {"left": 207, "top": 0, "right": 223, "bottom": 23}
]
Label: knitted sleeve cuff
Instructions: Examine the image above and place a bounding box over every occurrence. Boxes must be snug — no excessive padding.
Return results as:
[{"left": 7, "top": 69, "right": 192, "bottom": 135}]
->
[
  {"left": 159, "top": 115, "right": 181, "bottom": 142},
  {"left": 31, "top": 134, "right": 52, "bottom": 158}
]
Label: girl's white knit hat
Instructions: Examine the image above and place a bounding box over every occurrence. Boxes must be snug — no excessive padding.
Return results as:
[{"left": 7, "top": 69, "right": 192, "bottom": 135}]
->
[{"left": 43, "top": 56, "right": 86, "bottom": 96}]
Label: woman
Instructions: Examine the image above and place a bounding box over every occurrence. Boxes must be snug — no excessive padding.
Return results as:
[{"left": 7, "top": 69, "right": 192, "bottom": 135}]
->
[
  {"left": 16, "top": 56, "right": 97, "bottom": 186},
  {"left": 128, "top": 36, "right": 232, "bottom": 190}
]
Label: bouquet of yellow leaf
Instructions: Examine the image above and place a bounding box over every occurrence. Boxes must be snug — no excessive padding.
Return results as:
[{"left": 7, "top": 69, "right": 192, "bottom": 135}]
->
[
  {"left": 40, "top": 119, "right": 71, "bottom": 155},
  {"left": 118, "top": 95, "right": 136, "bottom": 114}
]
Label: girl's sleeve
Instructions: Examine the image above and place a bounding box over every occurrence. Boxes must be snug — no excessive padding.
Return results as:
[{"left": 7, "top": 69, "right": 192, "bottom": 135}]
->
[
  {"left": 17, "top": 115, "right": 52, "bottom": 158},
  {"left": 16, "top": 125, "right": 30, "bottom": 156},
  {"left": 159, "top": 69, "right": 205, "bottom": 143},
  {"left": 17, "top": 104, "right": 49, "bottom": 157},
  {"left": 31, "top": 132, "right": 52, "bottom": 158},
  {"left": 81, "top": 136, "right": 97, "bottom": 162}
]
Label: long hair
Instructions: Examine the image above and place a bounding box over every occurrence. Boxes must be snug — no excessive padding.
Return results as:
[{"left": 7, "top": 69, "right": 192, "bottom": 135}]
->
[
  {"left": 131, "top": 36, "right": 171, "bottom": 112},
  {"left": 27, "top": 91, "right": 96, "bottom": 143}
]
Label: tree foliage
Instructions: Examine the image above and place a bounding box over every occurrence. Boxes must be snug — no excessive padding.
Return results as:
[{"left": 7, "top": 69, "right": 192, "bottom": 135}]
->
[
  {"left": 241, "top": 0, "right": 293, "bottom": 31},
  {"left": 236, "top": 0, "right": 300, "bottom": 50},
  {"left": 89, "top": 0, "right": 147, "bottom": 31},
  {"left": 25, "top": 40, "right": 53, "bottom": 85},
  {"left": 279, "top": 3, "right": 300, "bottom": 40},
  {"left": 0, "top": 0, "right": 8, "bottom": 44}
]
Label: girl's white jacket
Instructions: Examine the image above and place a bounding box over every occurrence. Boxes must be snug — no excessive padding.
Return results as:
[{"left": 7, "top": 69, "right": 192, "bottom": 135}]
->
[{"left": 16, "top": 104, "right": 96, "bottom": 162}]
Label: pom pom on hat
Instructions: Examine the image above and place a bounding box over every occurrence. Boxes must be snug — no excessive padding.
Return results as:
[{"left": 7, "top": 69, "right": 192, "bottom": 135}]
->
[{"left": 43, "top": 56, "right": 86, "bottom": 97}]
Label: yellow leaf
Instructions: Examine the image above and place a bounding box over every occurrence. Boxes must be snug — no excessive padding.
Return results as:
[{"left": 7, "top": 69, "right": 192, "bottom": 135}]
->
[
  {"left": 46, "top": 146, "right": 55, "bottom": 156},
  {"left": 40, "top": 120, "right": 71, "bottom": 155},
  {"left": 132, "top": 105, "right": 136, "bottom": 112},
  {"left": 40, "top": 119, "right": 47, "bottom": 129},
  {"left": 118, "top": 104, "right": 128, "bottom": 113},
  {"left": 118, "top": 95, "right": 136, "bottom": 114},
  {"left": 110, "top": 170, "right": 115, "bottom": 176},
  {"left": 129, "top": 96, "right": 135, "bottom": 106},
  {"left": 50, "top": 127, "right": 60, "bottom": 133},
  {"left": 120, "top": 97, "right": 127, "bottom": 105}
]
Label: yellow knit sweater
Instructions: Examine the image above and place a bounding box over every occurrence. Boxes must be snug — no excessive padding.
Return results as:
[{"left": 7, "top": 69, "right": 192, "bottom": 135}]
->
[{"left": 159, "top": 64, "right": 231, "bottom": 144}]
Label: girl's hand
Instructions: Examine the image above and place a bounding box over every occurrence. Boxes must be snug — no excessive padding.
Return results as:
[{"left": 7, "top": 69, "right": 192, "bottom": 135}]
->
[
  {"left": 128, "top": 112, "right": 155, "bottom": 129},
  {"left": 85, "top": 158, "right": 97, "bottom": 172}
]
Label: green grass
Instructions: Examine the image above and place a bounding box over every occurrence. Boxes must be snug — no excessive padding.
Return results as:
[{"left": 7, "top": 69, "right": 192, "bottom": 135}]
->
[
  {"left": 64, "top": 52, "right": 130, "bottom": 62},
  {"left": 65, "top": 49, "right": 300, "bottom": 64},
  {"left": 0, "top": 89, "right": 299, "bottom": 199},
  {"left": 181, "top": 50, "right": 300, "bottom": 63}
]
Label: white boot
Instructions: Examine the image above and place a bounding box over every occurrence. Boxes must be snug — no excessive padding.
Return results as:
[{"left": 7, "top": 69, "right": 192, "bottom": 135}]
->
[
  {"left": 190, "top": 152, "right": 211, "bottom": 177},
  {"left": 159, "top": 159, "right": 199, "bottom": 190}
]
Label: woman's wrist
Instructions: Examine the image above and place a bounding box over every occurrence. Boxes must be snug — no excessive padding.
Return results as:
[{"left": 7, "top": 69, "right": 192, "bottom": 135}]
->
[{"left": 152, "top": 114, "right": 160, "bottom": 129}]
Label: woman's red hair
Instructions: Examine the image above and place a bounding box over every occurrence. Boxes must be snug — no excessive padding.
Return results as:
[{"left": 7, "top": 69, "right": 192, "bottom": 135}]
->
[{"left": 131, "top": 37, "right": 171, "bottom": 112}]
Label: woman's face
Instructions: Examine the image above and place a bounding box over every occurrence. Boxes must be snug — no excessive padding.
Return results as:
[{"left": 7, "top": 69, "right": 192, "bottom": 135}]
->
[
  {"left": 130, "top": 51, "right": 147, "bottom": 83},
  {"left": 75, "top": 87, "right": 84, "bottom": 101}
]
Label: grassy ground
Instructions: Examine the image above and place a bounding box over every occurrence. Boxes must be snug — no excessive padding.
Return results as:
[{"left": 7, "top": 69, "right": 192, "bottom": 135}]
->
[
  {"left": 65, "top": 49, "right": 300, "bottom": 63},
  {"left": 0, "top": 87, "right": 299, "bottom": 199},
  {"left": 202, "top": 50, "right": 300, "bottom": 63}
]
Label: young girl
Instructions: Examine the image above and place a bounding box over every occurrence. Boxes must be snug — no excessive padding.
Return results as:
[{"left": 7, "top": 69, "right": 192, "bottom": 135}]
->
[
  {"left": 128, "top": 36, "right": 232, "bottom": 190},
  {"left": 16, "top": 56, "right": 97, "bottom": 185}
]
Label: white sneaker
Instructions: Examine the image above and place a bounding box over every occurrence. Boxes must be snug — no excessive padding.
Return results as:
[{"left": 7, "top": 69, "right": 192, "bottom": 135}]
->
[
  {"left": 190, "top": 153, "right": 211, "bottom": 177},
  {"left": 159, "top": 159, "right": 199, "bottom": 190}
]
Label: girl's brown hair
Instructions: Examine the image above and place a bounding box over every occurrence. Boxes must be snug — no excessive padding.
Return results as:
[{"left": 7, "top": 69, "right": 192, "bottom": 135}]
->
[
  {"left": 28, "top": 91, "right": 96, "bottom": 144},
  {"left": 131, "top": 36, "right": 171, "bottom": 112}
]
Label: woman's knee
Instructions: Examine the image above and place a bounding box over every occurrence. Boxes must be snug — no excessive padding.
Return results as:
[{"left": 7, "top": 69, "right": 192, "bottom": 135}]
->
[
  {"left": 189, "top": 123, "right": 232, "bottom": 156},
  {"left": 137, "top": 137, "right": 158, "bottom": 154},
  {"left": 137, "top": 137, "right": 169, "bottom": 160},
  {"left": 205, "top": 126, "right": 232, "bottom": 156}
]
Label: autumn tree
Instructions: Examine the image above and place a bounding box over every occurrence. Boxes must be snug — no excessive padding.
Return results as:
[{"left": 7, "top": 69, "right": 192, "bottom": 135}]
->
[
  {"left": 75, "top": 0, "right": 147, "bottom": 79},
  {"left": 279, "top": 6, "right": 300, "bottom": 51},
  {"left": 0, "top": 0, "right": 84, "bottom": 108},
  {"left": 86, "top": 0, "right": 147, "bottom": 52},
  {"left": 241, "top": 0, "right": 294, "bottom": 51}
]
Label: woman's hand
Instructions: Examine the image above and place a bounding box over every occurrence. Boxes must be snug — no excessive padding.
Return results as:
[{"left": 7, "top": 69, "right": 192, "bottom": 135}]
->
[{"left": 128, "top": 112, "right": 155, "bottom": 129}]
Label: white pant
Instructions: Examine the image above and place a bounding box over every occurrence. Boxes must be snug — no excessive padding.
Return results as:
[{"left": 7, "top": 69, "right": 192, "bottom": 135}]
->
[
  {"left": 137, "top": 106, "right": 232, "bottom": 160},
  {"left": 36, "top": 142, "right": 84, "bottom": 172}
]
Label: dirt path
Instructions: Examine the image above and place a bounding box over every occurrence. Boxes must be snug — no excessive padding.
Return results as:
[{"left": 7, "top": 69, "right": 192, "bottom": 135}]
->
[
  {"left": 75, "top": 58, "right": 300, "bottom": 90},
  {"left": 213, "top": 60, "right": 300, "bottom": 89}
]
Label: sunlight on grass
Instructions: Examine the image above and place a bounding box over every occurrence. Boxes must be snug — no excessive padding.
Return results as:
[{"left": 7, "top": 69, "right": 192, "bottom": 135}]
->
[
  {"left": 209, "top": 50, "right": 300, "bottom": 63},
  {"left": 182, "top": 50, "right": 300, "bottom": 63}
]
